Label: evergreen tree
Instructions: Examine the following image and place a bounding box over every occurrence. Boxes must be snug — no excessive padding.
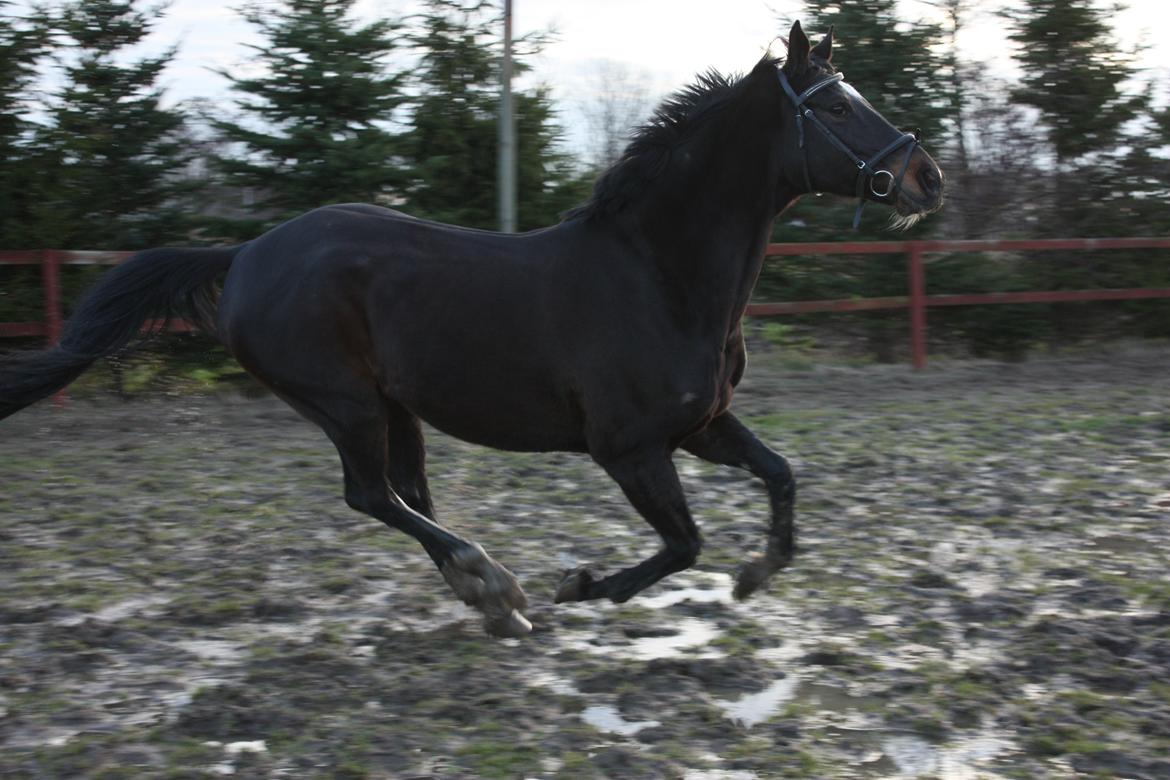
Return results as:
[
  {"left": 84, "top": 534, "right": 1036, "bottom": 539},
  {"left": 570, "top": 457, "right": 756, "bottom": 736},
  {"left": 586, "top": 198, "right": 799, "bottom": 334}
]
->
[
  {"left": 402, "top": 0, "right": 587, "bottom": 231},
  {"left": 211, "top": 0, "right": 408, "bottom": 229},
  {"left": 801, "top": 1, "right": 952, "bottom": 148},
  {"left": 999, "top": 0, "right": 1158, "bottom": 342},
  {"left": 1006, "top": 0, "right": 1145, "bottom": 165},
  {"left": 0, "top": 1, "right": 51, "bottom": 246},
  {"left": 515, "top": 85, "right": 591, "bottom": 229},
  {"left": 1002, "top": 0, "right": 1149, "bottom": 240},
  {"left": 27, "top": 0, "right": 191, "bottom": 249}
]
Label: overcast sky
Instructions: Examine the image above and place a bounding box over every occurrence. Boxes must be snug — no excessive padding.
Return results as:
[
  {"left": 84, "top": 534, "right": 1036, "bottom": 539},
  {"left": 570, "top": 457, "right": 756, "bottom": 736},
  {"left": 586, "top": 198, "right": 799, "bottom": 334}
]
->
[{"left": 13, "top": 0, "right": 1170, "bottom": 153}]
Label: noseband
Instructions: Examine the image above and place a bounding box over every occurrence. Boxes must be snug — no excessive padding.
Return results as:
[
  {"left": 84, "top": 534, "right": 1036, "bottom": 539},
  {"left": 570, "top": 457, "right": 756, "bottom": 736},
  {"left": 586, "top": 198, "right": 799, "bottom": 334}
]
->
[{"left": 777, "top": 69, "right": 920, "bottom": 229}]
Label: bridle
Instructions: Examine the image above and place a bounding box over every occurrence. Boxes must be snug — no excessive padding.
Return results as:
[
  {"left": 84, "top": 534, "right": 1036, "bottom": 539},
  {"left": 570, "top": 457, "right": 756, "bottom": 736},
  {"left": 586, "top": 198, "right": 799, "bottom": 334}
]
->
[{"left": 777, "top": 69, "right": 920, "bottom": 229}]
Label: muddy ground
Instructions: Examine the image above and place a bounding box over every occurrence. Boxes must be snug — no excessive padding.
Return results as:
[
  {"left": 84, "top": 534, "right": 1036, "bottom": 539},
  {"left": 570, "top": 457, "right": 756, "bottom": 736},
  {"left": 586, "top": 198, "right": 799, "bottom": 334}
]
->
[{"left": 1, "top": 344, "right": 1169, "bottom": 779}]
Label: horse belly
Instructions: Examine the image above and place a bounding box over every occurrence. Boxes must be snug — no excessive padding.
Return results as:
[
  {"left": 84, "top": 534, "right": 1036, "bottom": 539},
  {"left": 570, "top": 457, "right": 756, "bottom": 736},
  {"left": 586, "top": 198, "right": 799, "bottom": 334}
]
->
[
  {"left": 398, "top": 375, "right": 586, "bottom": 453},
  {"left": 377, "top": 324, "right": 586, "bottom": 453}
]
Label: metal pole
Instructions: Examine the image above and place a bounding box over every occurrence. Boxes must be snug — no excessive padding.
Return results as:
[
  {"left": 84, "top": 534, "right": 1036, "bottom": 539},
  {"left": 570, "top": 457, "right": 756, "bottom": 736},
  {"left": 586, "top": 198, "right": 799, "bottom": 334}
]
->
[{"left": 498, "top": 0, "right": 517, "bottom": 233}]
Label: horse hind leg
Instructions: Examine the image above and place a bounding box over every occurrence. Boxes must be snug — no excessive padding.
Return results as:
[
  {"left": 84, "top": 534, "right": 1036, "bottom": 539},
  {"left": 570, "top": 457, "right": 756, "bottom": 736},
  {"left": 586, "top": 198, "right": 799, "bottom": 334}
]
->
[
  {"left": 273, "top": 382, "right": 531, "bottom": 637},
  {"left": 384, "top": 400, "right": 435, "bottom": 520},
  {"left": 378, "top": 400, "right": 532, "bottom": 632}
]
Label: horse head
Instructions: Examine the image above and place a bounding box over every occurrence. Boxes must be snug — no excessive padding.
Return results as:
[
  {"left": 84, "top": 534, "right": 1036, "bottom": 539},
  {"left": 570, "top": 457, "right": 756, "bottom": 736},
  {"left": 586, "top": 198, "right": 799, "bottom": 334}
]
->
[{"left": 776, "top": 21, "right": 945, "bottom": 227}]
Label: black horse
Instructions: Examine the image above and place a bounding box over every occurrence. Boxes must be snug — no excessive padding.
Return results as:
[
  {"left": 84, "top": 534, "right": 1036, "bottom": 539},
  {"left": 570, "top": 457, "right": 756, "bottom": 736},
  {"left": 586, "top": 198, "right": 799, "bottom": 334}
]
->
[{"left": 0, "top": 23, "right": 943, "bottom": 637}]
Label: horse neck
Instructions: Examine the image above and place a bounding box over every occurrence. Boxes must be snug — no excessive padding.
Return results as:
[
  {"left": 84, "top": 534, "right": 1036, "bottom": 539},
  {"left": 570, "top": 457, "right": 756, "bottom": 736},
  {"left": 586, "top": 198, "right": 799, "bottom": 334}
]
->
[{"left": 621, "top": 102, "right": 800, "bottom": 335}]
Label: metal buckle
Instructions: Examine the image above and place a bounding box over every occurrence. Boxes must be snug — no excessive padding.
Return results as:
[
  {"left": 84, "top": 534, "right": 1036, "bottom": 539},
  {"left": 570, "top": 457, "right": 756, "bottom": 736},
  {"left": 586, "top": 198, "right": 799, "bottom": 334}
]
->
[{"left": 869, "top": 170, "right": 896, "bottom": 198}]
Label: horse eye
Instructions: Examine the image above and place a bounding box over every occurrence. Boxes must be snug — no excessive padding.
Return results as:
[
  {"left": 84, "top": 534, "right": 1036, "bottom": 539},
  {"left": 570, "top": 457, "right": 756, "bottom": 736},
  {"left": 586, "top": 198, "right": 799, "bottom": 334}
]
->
[{"left": 829, "top": 103, "right": 848, "bottom": 117}]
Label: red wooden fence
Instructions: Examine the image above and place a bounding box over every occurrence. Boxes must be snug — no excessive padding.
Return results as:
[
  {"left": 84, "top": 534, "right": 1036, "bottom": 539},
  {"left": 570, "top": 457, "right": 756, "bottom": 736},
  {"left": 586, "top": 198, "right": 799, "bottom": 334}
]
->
[
  {"left": 3, "top": 238, "right": 1170, "bottom": 370},
  {"left": 748, "top": 237, "right": 1170, "bottom": 368}
]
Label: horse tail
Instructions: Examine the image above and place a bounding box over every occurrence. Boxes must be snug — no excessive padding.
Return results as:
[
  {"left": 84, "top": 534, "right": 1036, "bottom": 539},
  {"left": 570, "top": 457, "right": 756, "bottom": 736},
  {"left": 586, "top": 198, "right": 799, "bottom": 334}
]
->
[{"left": 0, "top": 246, "right": 240, "bottom": 420}]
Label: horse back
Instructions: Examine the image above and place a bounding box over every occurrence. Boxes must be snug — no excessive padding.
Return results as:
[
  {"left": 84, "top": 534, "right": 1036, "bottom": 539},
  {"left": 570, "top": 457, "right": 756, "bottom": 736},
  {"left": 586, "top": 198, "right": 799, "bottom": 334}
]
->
[{"left": 218, "top": 205, "right": 596, "bottom": 450}]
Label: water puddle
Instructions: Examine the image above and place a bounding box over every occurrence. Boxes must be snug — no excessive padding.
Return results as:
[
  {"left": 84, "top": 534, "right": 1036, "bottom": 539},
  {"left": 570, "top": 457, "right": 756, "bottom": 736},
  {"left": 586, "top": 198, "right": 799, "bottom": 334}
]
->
[
  {"left": 580, "top": 704, "right": 660, "bottom": 736},
  {"left": 641, "top": 571, "right": 733, "bottom": 609},
  {"left": 174, "top": 639, "right": 248, "bottom": 664},
  {"left": 1, "top": 725, "right": 83, "bottom": 750},
  {"left": 157, "top": 675, "right": 237, "bottom": 711},
  {"left": 561, "top": 616, "right": 722, "bottom": 661},
  {"left": 55, "top": 594, "right": 172, "bottom": 626},
  {"left": 715, "top": 676, "right": 799, "bottom": 727},
  {"left": 526, "top": 671, "right": 580, "bottom": 697},
  {"left": 628, "top": 618, "right": 720, "bottom": 660},
  {"left": 1087, "top": 533, "right": 1150, "bottom": 554},
  {"left": 715, "top": 674, "right": 883, "bottom": 731},
  {"left": 877, "top": 732, "right": 1013, "bottom": 779},
  {"left": 204, "top": 739, "right": 269, "bottom": 776}
]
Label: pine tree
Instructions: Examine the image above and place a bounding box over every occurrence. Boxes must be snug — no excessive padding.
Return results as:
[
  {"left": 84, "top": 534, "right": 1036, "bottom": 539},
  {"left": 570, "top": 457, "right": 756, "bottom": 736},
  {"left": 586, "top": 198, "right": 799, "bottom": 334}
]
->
[
  {"left": 0, "top": 1, "right": 51, "bottom": 246},
  {"left": 1003, "top": 1, "right": 1153, "bottom": 343},
  {"left": 1006, "top": 0, "right": 1145, "bottom": 165},
  {"left": 402, "top": 0, "right": 587, "bottom": 231},
  {"left": 28, "top": 0, "right": 191, "bottom": 249},
  {"left": 211, "top": 0, "right": 408, "bottom": 227},
  {"left": 801, "top": 0, "right": 952, "bottom": 147},
  {"left": 403, "top": 0, "right": 499, "bottom": 229},
  {"left": 515, "top": 85, "right": 592, "bottom": 229}
]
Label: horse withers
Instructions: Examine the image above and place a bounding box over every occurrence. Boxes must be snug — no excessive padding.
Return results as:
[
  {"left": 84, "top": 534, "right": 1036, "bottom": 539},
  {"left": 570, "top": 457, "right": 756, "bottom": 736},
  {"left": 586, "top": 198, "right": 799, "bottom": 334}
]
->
[{"left": 0, "top": 23, "right": 943, "bottom": 637}]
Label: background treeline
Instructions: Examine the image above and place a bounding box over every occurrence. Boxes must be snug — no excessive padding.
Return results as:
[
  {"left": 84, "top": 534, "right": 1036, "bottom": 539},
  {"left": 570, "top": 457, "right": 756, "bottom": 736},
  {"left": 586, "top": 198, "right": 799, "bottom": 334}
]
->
[{"left": 1, "top": 0, "right": 1168, "bottom": 371}]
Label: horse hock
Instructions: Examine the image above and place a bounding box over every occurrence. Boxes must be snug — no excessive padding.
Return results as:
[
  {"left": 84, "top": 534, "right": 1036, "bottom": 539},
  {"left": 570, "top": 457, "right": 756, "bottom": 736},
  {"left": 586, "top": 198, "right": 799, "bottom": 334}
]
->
[{"left": 439, "top": 543, "right": 532, "bottom": 637}]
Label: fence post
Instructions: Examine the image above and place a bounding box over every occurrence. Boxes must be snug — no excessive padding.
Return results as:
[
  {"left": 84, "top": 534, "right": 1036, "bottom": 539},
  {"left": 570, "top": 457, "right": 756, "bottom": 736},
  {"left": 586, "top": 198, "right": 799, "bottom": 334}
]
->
[
  {"left": 42, "top": 250, "right": 67, "bottom": 406},
  {"left": 908, "top": 244, "right": 927, "bottom": 370},
  {"left": 42, "top": 249, "right": 63, "bottom": 345}
]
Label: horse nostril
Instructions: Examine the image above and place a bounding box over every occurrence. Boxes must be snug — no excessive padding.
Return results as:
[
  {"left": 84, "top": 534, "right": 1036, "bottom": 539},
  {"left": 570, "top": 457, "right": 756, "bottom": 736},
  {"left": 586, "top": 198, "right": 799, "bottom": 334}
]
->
[{"left": 918, "top": 166, "right": 941, "bottom": 196}]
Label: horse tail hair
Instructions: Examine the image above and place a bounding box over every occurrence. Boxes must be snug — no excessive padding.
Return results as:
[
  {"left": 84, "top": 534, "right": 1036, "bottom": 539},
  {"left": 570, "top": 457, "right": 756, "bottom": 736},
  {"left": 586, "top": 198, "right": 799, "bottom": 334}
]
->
[{"left": 0, "top": 246, "right": 240, "bottom": 420}]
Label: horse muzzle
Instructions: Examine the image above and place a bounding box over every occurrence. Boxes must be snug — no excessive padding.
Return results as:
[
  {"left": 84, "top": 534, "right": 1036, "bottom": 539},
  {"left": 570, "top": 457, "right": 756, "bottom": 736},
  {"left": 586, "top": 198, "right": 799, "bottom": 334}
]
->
[{"left": 886, "top": 147, "right": 944, "bottom": 217}]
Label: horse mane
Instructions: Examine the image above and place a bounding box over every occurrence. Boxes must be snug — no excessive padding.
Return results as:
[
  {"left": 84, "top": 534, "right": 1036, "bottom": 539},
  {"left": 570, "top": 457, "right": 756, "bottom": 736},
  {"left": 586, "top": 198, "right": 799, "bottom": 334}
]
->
[{"left": 566, "top": 56, "right": 784, "bottom": 222}]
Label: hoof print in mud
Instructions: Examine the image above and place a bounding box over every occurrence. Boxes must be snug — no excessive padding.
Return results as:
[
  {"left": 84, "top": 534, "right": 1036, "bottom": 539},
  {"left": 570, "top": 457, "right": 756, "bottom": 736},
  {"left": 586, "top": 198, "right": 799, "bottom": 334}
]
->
[{"left": 554, "top": 567, "right": 597, "bottom": 603}]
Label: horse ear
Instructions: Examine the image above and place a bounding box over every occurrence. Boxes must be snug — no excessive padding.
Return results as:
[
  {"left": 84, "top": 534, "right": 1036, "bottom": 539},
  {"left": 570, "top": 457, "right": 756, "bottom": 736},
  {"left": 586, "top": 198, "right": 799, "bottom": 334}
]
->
[
  {"left": 812, "top": 25, "right": 834, "bottom": 62},
  {"left": 785, "top": 20, "right": 810, "bottom": 72}
]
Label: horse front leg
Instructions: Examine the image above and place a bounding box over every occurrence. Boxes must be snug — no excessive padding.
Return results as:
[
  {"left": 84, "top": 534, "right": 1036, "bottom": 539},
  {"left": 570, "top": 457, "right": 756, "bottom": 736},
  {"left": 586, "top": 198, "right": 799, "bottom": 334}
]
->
[
  {"left": 555, "top": 448, "right": 702, "bottom": 604},
  {"left": 681, "top": 412, "right": 795, "bottom": 599}
]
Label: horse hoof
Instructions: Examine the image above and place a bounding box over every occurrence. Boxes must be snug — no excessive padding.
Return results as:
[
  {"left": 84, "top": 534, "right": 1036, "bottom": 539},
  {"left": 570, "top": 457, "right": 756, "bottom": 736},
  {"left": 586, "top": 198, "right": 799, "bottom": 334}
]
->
[
  {"left": 440, "top": 544, "right": 530, "bottom": 634},
  {"left": 485, "top": 608, "right": 533, "bottom": 638},
  {"left": 733, "top": 562, "right": 768, "bottom": 600},
  {"left": 555, "top": 567, "right": 595, "bottom": 603},
  {"left": 733, "top": 552, "right": 790, "bottom": 600}
]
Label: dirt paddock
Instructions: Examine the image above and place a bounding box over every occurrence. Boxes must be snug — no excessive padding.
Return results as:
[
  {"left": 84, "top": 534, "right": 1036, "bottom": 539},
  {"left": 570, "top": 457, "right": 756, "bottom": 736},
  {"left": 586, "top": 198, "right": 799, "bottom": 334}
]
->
[{"left": 2, "top": 345, "right": 1169, "bottom": 779}]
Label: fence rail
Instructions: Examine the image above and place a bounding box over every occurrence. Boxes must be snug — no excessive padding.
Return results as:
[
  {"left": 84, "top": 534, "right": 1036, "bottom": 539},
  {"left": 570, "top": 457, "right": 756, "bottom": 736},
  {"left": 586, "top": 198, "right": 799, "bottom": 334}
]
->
[
  {"left": 746, "top": 237, "right": 1170, "bottom": 368},
  {"left": 3, "top": 238, "right": 1170, "bottom": 370}
]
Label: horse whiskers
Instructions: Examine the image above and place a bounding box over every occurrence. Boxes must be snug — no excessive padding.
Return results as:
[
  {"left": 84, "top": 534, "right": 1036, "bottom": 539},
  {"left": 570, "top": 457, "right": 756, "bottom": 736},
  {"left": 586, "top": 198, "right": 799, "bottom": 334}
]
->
[{"left": 888, "top": 210, "right": 925, "bottom": 231}]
